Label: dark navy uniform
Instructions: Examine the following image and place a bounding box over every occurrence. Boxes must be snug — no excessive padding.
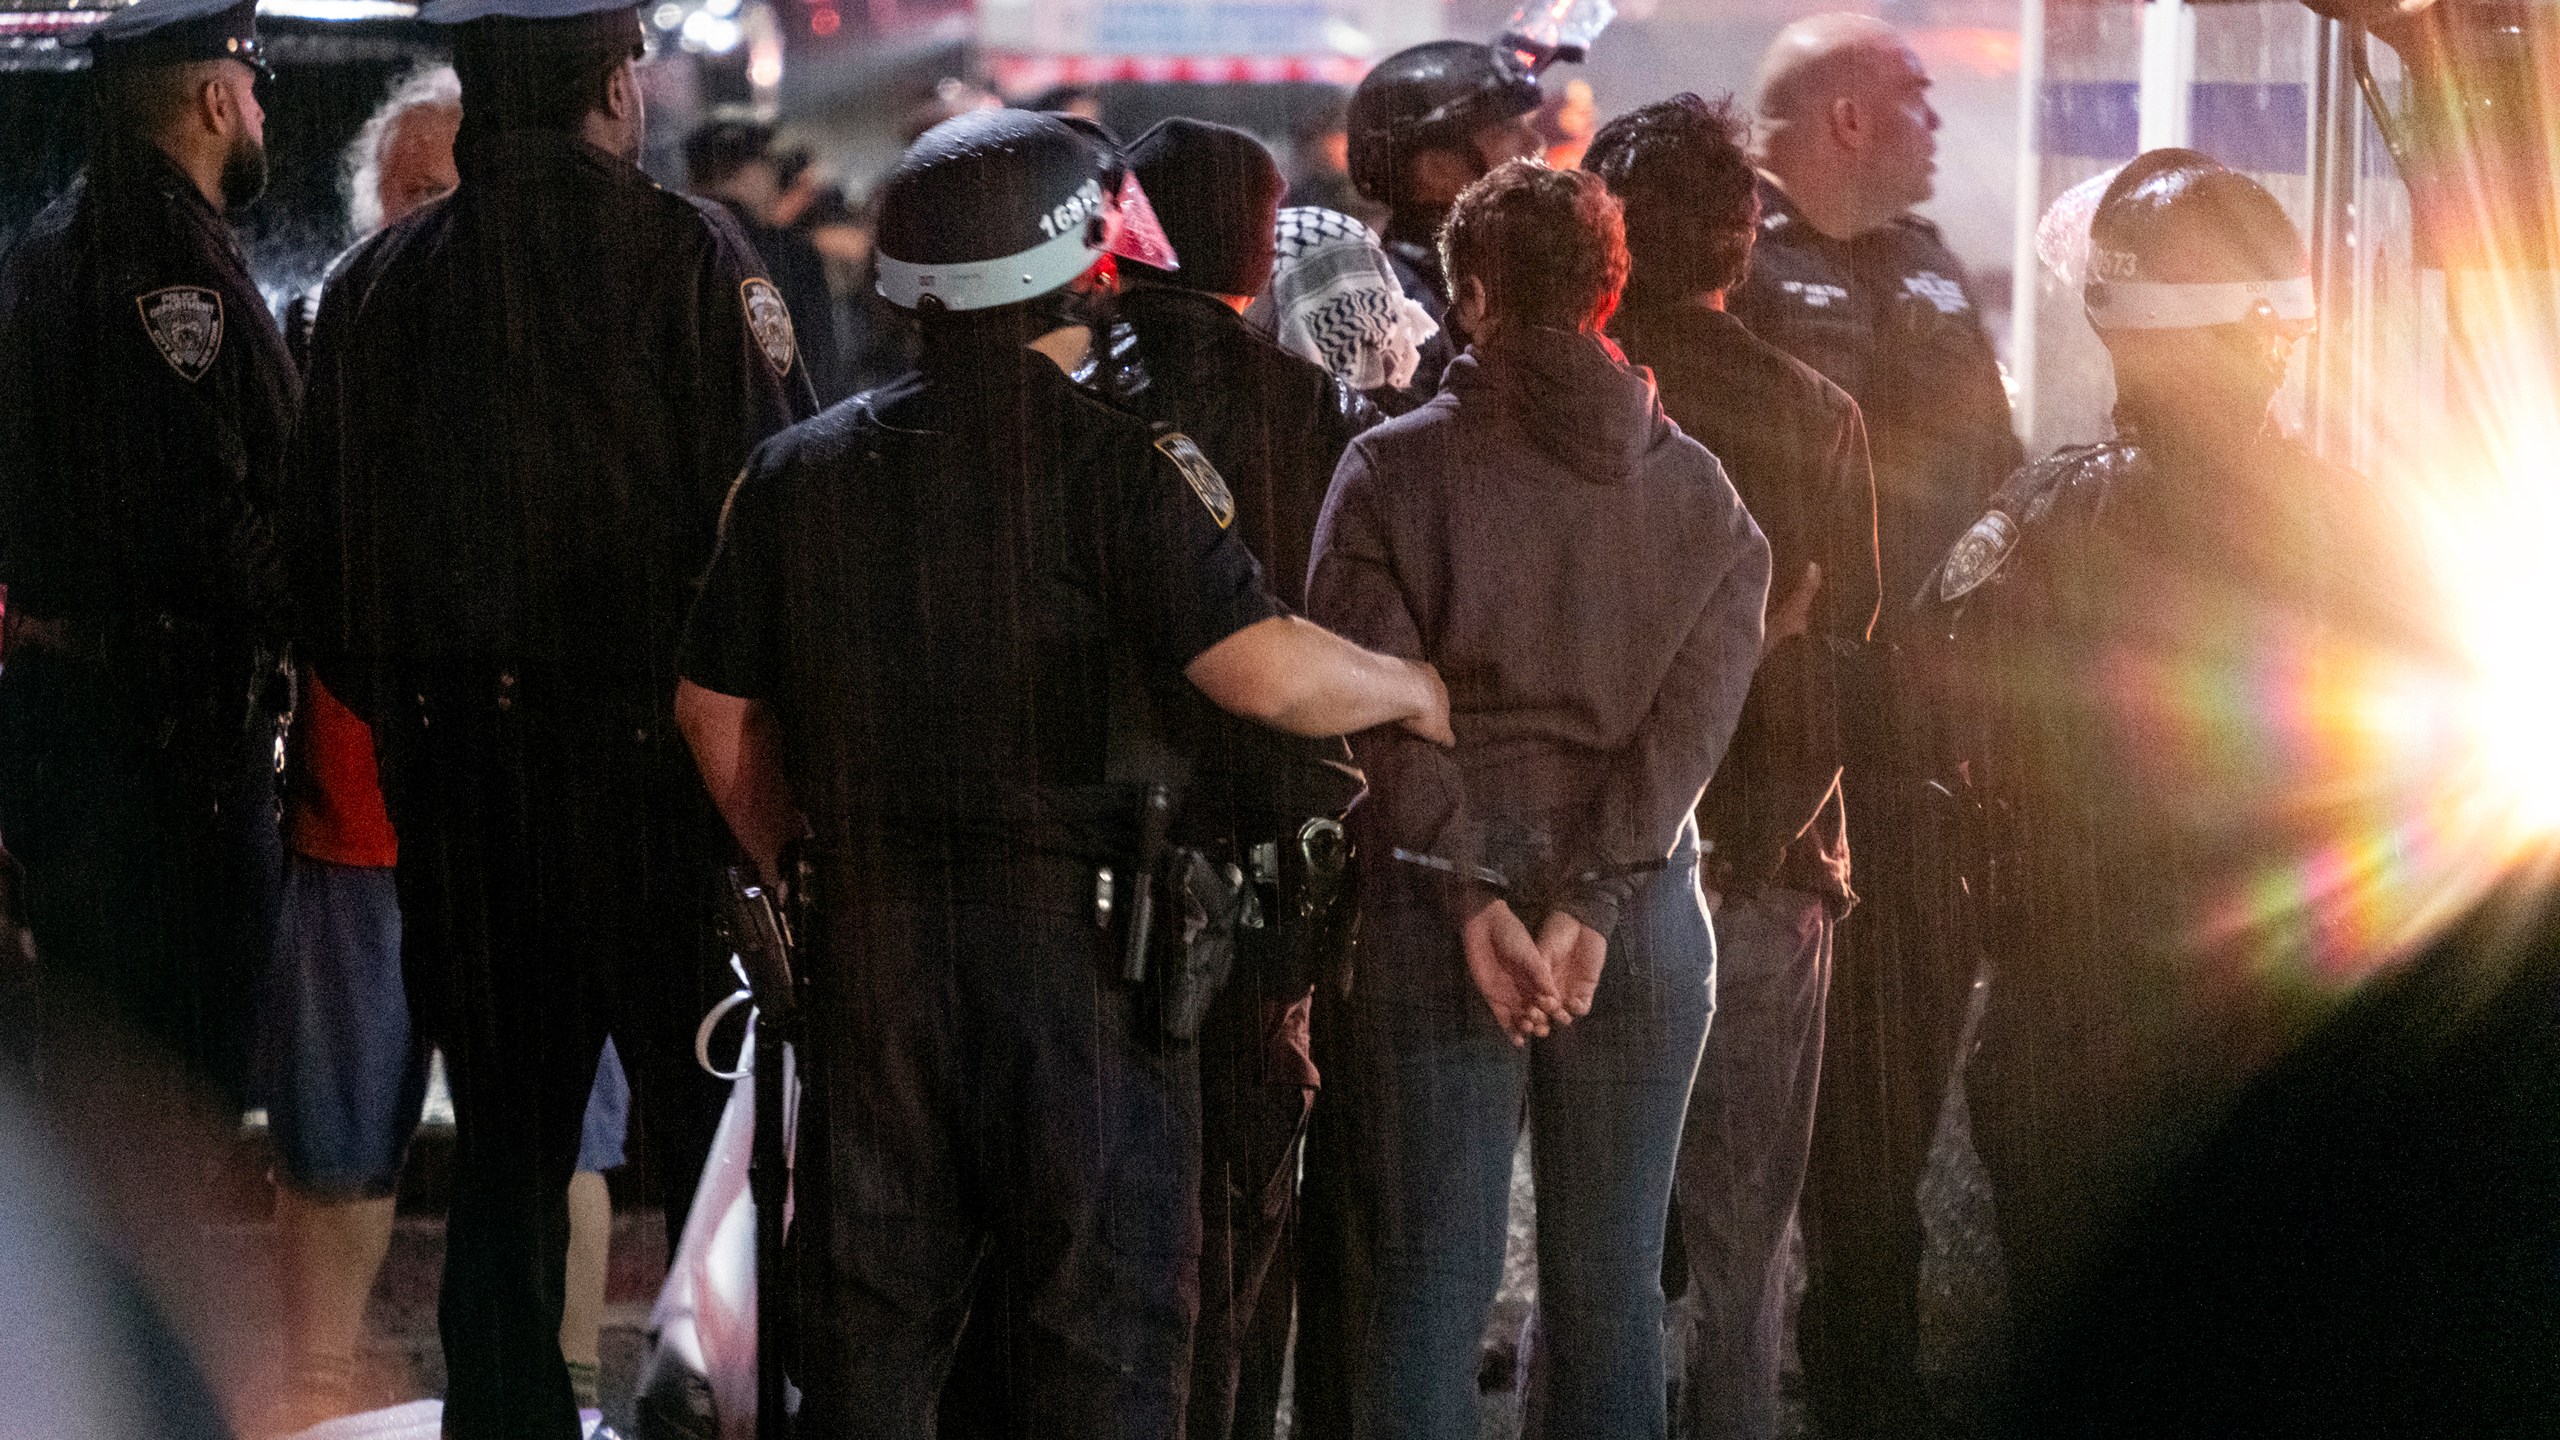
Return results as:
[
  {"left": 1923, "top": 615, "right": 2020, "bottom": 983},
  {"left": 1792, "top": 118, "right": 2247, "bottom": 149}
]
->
[
  {"left": 0, "top": 138, "right": 294, "bottom": 1109},
  {"left": 679, "top": 333, "right": 1285, "bottom": 1437},
  {"left": 1731, "top": 175, "right": 2022, "bottom": 1439},
  {"left": 1090, "top": 281, "right": 1372, "bottom": 1440},
  {"left": 1916, "top": 427, "right": 2404, "bottom": 1348},
  {"left": 1732, "top": 180, "right": 2020, "bottom": 617},
  {"left": 287, "top": 94, "right": 814, "bottom": 1438}
]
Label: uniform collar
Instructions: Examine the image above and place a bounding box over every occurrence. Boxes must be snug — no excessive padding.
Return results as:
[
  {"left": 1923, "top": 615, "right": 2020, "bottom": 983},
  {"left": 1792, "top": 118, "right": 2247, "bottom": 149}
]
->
[
  {"left": 94, "top": 141, "right": 224, "bottom": 224},
  {"left": 1120, "top": 283, "right": 1249, "bottom": 343},
  {"left": 454, "top": 125, "right": 641, "bottom": 187}
]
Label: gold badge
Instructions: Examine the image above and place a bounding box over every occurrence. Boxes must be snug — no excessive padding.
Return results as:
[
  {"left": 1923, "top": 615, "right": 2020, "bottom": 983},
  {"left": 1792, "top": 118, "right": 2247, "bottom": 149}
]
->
[
  {"left": 1937, "top": 510, "right": 2019, "bottom": 602},
  {"left": 137, "top": 285, "right": 223, "bottom": 381},
  {"left": 740, "top": 277, "right": 797, "bottom": 378},
  {"left": 1155, "top": 432, "right": 1234, "bottom": 529}
]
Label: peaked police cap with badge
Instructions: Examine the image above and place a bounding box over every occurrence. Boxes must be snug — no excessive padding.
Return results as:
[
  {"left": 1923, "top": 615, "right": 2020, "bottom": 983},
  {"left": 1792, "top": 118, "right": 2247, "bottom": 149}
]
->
[{"left": 85, "top": 0, "right": 266, "bottom": 76}]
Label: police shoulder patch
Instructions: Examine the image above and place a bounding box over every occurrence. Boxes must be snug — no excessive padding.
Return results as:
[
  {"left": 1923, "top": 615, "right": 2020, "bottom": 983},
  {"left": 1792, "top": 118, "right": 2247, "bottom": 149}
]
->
[
  {"left": 1936, "top": 509, "right": 2019, "bottom": 603},
  {"left": 1155, "top": 431, "right": 1234, "bottom": 529},
  {"left": 740, "top": 277, "right": 797, "bottom": 378},
  {"left": 136, "top": 285, "right": 224, "bottom": 381}
]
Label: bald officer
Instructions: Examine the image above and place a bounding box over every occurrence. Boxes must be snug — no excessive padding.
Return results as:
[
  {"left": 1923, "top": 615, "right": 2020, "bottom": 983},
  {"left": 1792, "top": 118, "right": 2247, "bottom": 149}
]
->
[
  {"left": 0, "top": 0, "right": 291, "bottom": 1113},
  {"left": 1730, "top": 16, "right": 2023, "bottom": 1439}
]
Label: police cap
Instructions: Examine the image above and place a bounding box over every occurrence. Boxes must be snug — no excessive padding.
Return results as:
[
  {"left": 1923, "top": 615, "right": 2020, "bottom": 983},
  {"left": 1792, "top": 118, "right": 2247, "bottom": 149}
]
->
[
  {"left": 85, "top": 0, "right": 266, "bottom": 76},
  {"left": 1347, "top": 39, "right": 1541, "bottom": 202},
  {"left": 421, "top": 0, "right": 644, "bottom": 70},
  {"left": 2083, "top": 148, "right": 2314, "bottom": 335},
  {"left": 875, "top": 108, "right": 1178, "bottom": 314}
]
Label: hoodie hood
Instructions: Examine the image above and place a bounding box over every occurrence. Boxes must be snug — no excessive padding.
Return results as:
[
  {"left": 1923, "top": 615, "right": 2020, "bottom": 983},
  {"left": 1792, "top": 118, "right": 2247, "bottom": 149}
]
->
[{"left": 1447, "top": 326, "right": 1669, "bottom": 482}]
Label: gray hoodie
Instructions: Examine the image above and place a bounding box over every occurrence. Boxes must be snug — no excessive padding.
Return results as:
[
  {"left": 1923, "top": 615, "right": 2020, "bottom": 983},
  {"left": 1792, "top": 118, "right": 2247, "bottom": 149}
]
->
[{"left": 1307, "top": 327, "right": 1770, "bottom": 936}]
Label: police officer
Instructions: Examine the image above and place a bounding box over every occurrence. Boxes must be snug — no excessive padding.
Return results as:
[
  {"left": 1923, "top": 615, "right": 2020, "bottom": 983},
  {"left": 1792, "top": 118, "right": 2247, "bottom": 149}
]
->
[
  {"left": 672, "top": 108, "right": 1451, "bottom": 1438},
  {"left": 1344, "top": 38, "right": 1545, "bottom": 409},
  {"left": 283, "top": 0, "right": 815, "bottom": 1430},
  {"left": 1096, "top": 115, "right": 1375, "bottom": 1440},
  {"left": 1728, "top": 18, "right": 2023, "bottom": 1433},
  {"left": 0, "top": 0, "right": 290, "bottom": 1113},
  {"left": 1917, "top": 149, "right": 2408, "bottom": 1389}
]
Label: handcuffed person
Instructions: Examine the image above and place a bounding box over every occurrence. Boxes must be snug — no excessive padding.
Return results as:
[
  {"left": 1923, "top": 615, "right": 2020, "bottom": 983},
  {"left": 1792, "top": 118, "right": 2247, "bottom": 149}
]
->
[{"left": 1301, "top": 159, "right": 1769, "bottom": 1439}]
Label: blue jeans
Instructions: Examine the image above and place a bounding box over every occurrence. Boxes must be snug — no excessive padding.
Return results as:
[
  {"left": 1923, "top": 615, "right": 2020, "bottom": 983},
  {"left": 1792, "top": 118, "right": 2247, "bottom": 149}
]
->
[{"left": 1327, "top": 830, "right": 1715, "bottom": 1439}]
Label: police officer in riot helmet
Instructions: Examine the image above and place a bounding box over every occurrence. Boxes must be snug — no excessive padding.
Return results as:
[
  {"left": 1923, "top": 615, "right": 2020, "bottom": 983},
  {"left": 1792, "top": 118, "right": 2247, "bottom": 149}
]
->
[
  {"left": 1346, "top": 38, "right": 1545, "bottom": 407},
  {"left": 0, "top": 0, "right": 290, "bottom": 1113},
  {"left": 674, "top": 108, "right": 1451, "bottom": 1436},
  {"left": 1919, "top": 148, "right": 2414, "bottom": 1382}
]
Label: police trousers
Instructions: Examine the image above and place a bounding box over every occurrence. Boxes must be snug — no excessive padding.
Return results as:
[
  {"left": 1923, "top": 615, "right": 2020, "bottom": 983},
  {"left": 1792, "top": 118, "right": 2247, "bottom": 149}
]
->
[
  {"left": 372, "top": 670, "right": 732, "bottom": 1440},
  {"left": 795, "top": 850, "right": 1201, "bottom": 1439}
]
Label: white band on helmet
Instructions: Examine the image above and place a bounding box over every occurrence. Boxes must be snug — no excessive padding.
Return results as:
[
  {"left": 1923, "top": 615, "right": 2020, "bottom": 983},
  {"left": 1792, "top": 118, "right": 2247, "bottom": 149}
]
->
[
  {"left": 2085, "top": 275, "right": 2316, "bottom": 331},
  {"left": 876, "top": 222, "right": 1100, "bottom": 313}
]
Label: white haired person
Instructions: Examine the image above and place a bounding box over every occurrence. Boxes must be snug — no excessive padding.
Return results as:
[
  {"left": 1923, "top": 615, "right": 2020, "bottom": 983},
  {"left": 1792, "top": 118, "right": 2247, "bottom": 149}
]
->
[{"left": 1247, "top": 205, "right": 1439, "bottom": 413}]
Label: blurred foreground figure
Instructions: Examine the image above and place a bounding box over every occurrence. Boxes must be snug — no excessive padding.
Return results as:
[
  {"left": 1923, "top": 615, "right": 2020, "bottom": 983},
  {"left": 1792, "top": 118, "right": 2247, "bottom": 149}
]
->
[
  {"left": 1590, "top": 93, "right": 1880, "bottom": 1440},
  {"left": 2016, "top": 880, "right": 2560, "bottom": 1436},
  {"left": 0, "top": 1078, "right": 233, "bottom": 1440},
  {"left": 284, "top": 0, "right": 814, "bottom": 1430},
  {"left": 0, "top": 0, "right": 289, "bottom": 1117},
  {"left": 1734, "top": 19, "right": 2020, "bottom": 1434},
  {"left": 1303, "top": 160, "right": 1767, "bottom": 1440},
  {"left": 674, "top": 109, "right": 1450, "bottom": 1437},
  {"left": 1344, "top": 38, "right": 1545, "bottom": 408},
  {"left": 1917, "top": 149, "right": 2414, "bottom": 1392}
]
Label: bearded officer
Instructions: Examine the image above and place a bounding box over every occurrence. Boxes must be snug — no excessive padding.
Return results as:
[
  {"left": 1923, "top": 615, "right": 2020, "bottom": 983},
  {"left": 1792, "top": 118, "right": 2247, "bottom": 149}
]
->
[
  {"left": 0, "top": 0, "right": 291, "bottom": 1114},
  {"left": 1919, "top": 149, "right": 2415, "bottom": 1386},
  {"left": 284, "top": 0, "right": 815, "bottom": 1430},
  {"left": 673, "top": 108, "right": 1451, "bottom": 1437}
]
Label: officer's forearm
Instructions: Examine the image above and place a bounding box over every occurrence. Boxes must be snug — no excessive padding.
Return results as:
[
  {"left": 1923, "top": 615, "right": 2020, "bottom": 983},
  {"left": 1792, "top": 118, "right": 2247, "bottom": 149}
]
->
[
  {"left": 1186, "top": 615, "right": 1450, "bottom": 743},
  {"left": 674, "top": 679, "right": 803, "bottom": 881}
]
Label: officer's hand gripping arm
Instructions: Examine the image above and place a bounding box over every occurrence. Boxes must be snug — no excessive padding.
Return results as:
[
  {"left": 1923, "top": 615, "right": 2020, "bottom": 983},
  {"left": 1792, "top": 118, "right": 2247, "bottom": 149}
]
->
[{"left": 1185, "top": 614, "right": 1452, "bottom": 744}]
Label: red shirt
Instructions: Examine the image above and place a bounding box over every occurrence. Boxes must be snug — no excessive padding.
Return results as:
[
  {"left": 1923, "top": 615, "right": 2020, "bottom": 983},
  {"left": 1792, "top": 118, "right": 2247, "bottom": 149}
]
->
[{"left": 286, "top": 672, "right": 398, "bottom": 868}]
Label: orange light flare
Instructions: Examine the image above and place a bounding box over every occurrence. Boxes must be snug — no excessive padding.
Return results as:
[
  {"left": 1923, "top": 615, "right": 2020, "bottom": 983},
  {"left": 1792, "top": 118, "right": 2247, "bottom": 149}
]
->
[
  {"left": 2307, "top": 293, "right": 2560, "bottom": 981},
  {"left": 2263, "top": 12, "right": 2560, "bottom": 968}
]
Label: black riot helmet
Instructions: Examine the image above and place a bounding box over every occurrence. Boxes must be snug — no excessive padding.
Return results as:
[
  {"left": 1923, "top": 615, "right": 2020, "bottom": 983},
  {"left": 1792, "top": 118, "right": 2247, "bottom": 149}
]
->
[
  {"left": 2082, "top": 148, "right": 2314, "bottom": 339},
  {"left": 1347, "top": 40, "right": 1544, "bottom": 204},
  {"left": 874, "top": 108, "right": 1176, "bottom": 314}
]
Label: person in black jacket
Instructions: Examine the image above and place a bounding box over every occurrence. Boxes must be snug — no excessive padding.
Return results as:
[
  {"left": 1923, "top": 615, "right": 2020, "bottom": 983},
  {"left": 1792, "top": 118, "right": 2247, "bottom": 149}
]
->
[
  {"left": 0, "top": 0, "right": 292, "bottom": 1116},
  {"left": 1729, "top": 20, "right": 2022, "bottom": 1433},
  {"left": 1100, "top": 116, "right": 1376, "bottom": 1440},
  {"left": 1590, "top": 93, "right": 1881, "bottom": 1440},
  {"left": 283, "top": 0, "right": 816, "bottom": 1432}
]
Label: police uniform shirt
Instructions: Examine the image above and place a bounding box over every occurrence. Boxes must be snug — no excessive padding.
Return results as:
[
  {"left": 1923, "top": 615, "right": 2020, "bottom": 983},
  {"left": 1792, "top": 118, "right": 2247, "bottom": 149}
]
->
[
  {"left": 678, "top": 340, "right": 1286, "bottom": 860},
  {"left": 1092, "top": 283, "right": 1373, "bottom": 834},
  {"left": 289, "top": 125, "right": 815, "bottom": 706},
  {"left": 1733, "top": 177, "right": 2022, "bottom": 627},
  {"left": 0, "top": 144, "right": 296, "bottom": 662}
]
